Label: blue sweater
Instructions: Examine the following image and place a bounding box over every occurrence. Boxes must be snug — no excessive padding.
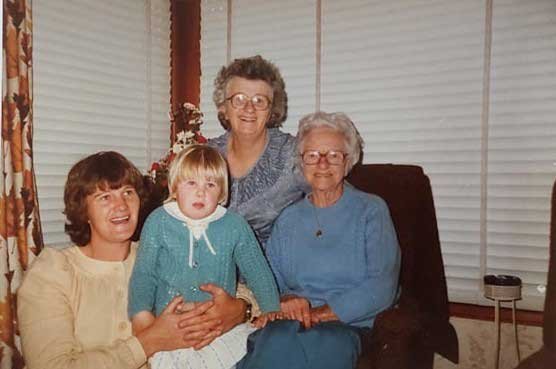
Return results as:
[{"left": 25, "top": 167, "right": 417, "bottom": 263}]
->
[
  {"left": 128, "top": 206, "right": 280, "bottom": 318},
  {"left": 266, "top": 185, "right": 401, "bottom": 328}
]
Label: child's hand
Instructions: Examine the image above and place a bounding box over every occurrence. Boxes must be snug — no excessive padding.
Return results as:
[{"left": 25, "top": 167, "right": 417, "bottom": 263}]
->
[{"left": 251, "top": 311, "right": 284, "bottom": 329}]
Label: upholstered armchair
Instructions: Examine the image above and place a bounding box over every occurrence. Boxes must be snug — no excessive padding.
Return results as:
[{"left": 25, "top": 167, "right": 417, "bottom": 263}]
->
[
  {"left": 346, "top": 164, "right": 459, "bottom": 369},
  {"left": 515, "top": 179, "right": 556, "bottom": 369}
]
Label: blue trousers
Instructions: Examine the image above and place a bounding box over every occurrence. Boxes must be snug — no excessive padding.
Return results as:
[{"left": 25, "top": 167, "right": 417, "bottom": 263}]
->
[{"left": 236, "top": 320, "right": 362, "bottom": 369}]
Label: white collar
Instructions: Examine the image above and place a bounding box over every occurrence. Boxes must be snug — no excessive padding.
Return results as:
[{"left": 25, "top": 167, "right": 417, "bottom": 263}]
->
[
  {"left": 164, "top": 202, "right": 226, "bottom": 232},
  {"left": 163, "top": 202, "right": 227, "bottom": 268}
]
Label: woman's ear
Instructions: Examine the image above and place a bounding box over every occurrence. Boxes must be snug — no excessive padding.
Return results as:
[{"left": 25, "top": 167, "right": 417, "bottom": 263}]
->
[
  {"left": 217, "top": 104, "right": 227, "bottom": 119},
  {"left": 266, "top": 110, "right": 274, "bottom": 125}
]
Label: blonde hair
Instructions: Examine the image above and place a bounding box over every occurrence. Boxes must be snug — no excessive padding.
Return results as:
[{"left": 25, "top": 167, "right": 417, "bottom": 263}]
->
[{"left": 167, "top": 145, "right": 229, "bottom": 204}]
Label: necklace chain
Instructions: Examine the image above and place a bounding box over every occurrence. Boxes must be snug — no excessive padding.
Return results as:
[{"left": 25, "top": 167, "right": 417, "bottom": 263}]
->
[{"left": 310, "top": 195, "right": 323, "bottom": 238}]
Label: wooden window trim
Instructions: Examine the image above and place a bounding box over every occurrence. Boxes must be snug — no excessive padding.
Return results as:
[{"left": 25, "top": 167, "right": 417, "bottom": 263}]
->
[{"left": 170, "top": 0, "right": 201, "bottom": 141}]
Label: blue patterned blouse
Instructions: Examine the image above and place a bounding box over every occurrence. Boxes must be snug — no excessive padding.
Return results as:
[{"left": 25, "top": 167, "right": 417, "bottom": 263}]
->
[{"left": 209, "top": 128, "right": 308, "bottom": 248}]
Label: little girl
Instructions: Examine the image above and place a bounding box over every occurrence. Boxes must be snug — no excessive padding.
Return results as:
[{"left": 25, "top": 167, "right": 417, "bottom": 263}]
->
[{"left": 129, "top": 145, "right": 280, "bottom": 369}]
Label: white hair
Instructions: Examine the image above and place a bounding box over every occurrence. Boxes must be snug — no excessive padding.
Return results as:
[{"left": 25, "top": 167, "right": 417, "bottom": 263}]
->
[{"left": 296, "top": 111, "right": 364, "bottom": 175}]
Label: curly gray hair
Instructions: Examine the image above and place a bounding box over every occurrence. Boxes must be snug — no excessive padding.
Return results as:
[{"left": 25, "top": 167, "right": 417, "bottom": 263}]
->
[
  {"left": 213, "top": 55, "right": 288, "bottom": 129},
  {"left": 296, "top": 111, "right": 364, "bottom": 175}
]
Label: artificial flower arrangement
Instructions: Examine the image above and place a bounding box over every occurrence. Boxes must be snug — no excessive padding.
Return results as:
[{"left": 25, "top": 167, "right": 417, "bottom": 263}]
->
[
  {"left": 149, "top": 102, "right": 207, "bottom": 186},
  {"left": 139, "top": 102, "right": 208, "bottom": 233}
]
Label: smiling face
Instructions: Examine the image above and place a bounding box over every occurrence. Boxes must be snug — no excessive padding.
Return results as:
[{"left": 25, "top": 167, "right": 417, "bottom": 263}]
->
[
  {"left": 301, "top": 127, "right": 348, "bottom": 197},
  {"left": 85, "top": 185, "right": 140, "bottom": 249},
  {"left": 219, "top": 77, "right": 273, "bottom": 138},
  {"left": 176, "top": 177, "right": 222, "bottom": 219}
]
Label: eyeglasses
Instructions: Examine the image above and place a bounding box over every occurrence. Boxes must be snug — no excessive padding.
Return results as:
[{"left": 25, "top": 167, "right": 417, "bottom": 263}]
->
[
  {"left": 301, "top": 150, "right": 347, "bottom": 165},
  {"left": 226, "top": 93, "right": 272, "bottom": 111}
]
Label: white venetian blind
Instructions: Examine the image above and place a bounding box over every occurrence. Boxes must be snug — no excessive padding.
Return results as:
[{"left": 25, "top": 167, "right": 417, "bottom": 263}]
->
[
  {"left": 34, "top": 0, "right": 170, "bottom": 246},
  {"left": 200, "top": 0, "right": 228, "bottom": 138},
  {"left": 149, "top": 0, "right": 173, "bottom": 161},
  {"left": 199, "top": 0, "right": 555, "bottom": 311},
  {"left": 201, "top": 0, "right": 317, "bottom": 137},
  {"left": 321, "top": 0, "right": 487, "bottom": 305},
  {"left": 486, "top": 0, "right": 556, "bottom": 310}
]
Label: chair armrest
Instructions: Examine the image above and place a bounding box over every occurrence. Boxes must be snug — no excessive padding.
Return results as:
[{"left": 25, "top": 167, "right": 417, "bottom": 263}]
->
[
  {"left": 357, "top": 307, "right": 426, "bottom": 369},
  {"left": 373, "top": 306, "right": 421, "bottom": 335}
]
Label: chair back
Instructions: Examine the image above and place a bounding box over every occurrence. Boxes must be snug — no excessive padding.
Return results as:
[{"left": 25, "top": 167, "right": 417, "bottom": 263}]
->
[{"left": 347, "top": 163, "right": 456, "bottom": 361}]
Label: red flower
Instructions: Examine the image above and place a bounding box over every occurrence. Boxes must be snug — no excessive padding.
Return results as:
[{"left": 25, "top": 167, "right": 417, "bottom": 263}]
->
[
  {"left": 151, "top": 162, "right": 160, "bottom": 171},
  {"left": 196, "top": 133, "right": 207, "bottom": 143}
]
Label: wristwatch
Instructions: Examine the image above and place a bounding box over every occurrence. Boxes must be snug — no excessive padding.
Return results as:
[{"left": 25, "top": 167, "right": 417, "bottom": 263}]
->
[
  {"left": 245, "top": 302, "right": 253, "bottom": 322},
  {"left": 240, "top": 298, "right": 253, "bottom": 322}
]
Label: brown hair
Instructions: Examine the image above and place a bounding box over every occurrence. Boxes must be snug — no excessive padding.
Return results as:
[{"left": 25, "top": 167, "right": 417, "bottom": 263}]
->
[
  {"left": 167, "top": 145, "right": 229, "bottom": 205},
  {"left": 213, "top": 55, "right": 288, "bottom": 129},
  {"left": 63, "top": 151, "right": 145, "bottom": 246}
]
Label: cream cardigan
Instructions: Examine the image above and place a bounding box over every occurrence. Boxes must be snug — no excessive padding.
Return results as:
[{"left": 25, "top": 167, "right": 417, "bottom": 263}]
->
[{"left": 17, "top": 244, "right": 147, "bottom": 369}]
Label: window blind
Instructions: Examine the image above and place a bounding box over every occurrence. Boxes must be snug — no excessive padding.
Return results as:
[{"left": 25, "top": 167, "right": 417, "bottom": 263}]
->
[
  {"left": 487, "top": 0, "right": 556, "bottom": 310},
  {"left": 149, "top": 0, "right": 173, "bottom": 163},
  {"left": 34, "top": 0, "right": 170, "bottom": 246},
  {"left": 199, "top": 0, "right": 555, "bottom": 311},
  {"left": 321, "top": 0, "right": 487, "bottom": 305},
  {"left": 200, "top": 0, "right": 229, "bottom": 137}
]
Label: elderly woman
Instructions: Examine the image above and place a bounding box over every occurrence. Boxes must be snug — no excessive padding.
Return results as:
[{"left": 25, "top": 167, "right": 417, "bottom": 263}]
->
[
  {"left": 237, "top": 112, "right": 401, "bottom": 369},
  {"left": 209, "top": 55, "right": 307, "bottom": 248},
  {"left": 17, "top": 152, "right": 235, "bottom": 369}
]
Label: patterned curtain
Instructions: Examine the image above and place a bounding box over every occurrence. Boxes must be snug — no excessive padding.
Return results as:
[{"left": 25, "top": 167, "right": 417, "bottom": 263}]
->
[{"left": 1, "top": 1, "right": 43, "bottom": 368}]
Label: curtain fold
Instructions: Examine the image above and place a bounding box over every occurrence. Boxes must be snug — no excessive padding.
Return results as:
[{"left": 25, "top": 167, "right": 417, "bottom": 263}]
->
[{"left": 1, "top": 1, "right": 43, "bottom": 367}]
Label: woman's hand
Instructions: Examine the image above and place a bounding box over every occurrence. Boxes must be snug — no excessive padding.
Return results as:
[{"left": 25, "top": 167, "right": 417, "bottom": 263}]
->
[
  {"left": 251, "top": 311, "right": 284, "bottom": 329},
  {"left": 280, "top": 294, "right": 312, "bottom": 329},
  {"left": 136, "top": 296, "right": 221, "bottom": 357},
  {"left": 310, "top": 304, "right": 339, "bottom": 325},
  {"left": 194, "top": 283, "right": 247, "bottom": 349}
]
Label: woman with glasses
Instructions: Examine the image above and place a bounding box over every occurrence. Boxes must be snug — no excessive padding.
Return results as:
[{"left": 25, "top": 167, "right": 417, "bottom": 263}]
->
[
  {"left": 209, "top": 55, "right": 307, "bottom": 249},
  {"left": 237, "top": 112, "right": 401, "bottom": 369}
]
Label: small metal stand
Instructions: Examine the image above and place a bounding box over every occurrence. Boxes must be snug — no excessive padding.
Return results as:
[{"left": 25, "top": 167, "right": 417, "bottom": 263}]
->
[{"left": 483, "top": 275, "right": 522, "bottom": 369}]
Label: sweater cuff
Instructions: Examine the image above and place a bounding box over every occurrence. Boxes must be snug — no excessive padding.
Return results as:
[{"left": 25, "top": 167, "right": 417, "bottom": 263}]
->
[
  {"left": 327, "top": 295, "right": 350, "bottom": 323},
  {"left": 124, "top": 336, "right": 147, "bottom": 367},
  {"left": 236, "top": 283, "right": 261, "bottom": 317}
]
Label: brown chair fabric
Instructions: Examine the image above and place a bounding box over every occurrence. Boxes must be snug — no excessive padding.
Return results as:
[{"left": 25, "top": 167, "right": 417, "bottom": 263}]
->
[
  {"left": 347, "top": 164, "right": 458, "bottom": 369},
  {"left": 516, "top": 179, "right": 556, "bottom": 369}
]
